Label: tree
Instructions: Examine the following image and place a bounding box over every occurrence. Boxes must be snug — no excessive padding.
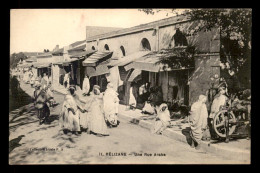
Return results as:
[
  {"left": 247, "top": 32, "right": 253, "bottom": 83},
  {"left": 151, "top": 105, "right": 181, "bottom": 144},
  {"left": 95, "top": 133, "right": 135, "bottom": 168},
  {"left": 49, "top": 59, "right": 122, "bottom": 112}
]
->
[
  {"left": 10, "top": 52, "right": 27, "bottom": 69},
  {"left": 139, "top": 8, "right": 252, "bottom": 90}
]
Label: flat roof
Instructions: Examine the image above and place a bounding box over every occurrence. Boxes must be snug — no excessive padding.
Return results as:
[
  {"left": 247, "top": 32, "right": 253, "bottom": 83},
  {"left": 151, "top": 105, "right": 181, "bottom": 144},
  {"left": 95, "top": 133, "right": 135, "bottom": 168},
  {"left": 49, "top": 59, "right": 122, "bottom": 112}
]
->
[{"left": 87, "top": 15, "right": 189, "bottom": 41}]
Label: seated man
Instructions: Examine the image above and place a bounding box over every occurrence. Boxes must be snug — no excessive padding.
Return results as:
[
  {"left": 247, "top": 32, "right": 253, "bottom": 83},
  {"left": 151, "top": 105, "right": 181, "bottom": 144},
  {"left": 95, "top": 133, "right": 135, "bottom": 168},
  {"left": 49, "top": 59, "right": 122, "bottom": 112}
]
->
[
  {"left": 151, "top": 103, "right": 172, "bottom": 135},
  {"left": 142, "top": 100, "right": 156, "bottom": 115}
]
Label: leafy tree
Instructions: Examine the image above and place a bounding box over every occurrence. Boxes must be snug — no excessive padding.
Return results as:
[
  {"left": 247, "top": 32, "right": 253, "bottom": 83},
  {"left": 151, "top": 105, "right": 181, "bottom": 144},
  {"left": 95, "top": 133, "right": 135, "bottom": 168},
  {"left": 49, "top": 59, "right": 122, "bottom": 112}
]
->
[{"left": 10, "top": 52, "right": 27, "bottom": 69}]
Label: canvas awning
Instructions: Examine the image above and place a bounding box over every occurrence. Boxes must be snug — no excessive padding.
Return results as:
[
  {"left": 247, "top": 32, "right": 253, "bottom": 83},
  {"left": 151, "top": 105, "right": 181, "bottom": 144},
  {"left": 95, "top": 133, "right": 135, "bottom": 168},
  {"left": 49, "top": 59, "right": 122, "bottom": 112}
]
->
[
  {"left": 37, "top": 52, "right": 52, "bottom": 58},
  {"left": 52, "top": 62, "right": 63, "bottom": 65},
  {"left": 88, "top": 63, "right": 110, "bottom": 78},
  {"left": 25, "top": 57, "right": 37, "bottom": 62},
  {"left": 107, "top": 51, "right": 151, "bottom": 67},
  {"left": 62, "top": 59, "right": 79, "bottom": 66},
  {"left": 20, "top": 63, "right": 33, "bottom": 68},
  {"left": 82, "top": 51, "right": 112, "bottom": 67},
  {"left": 124, "top": 50, "right": 194, "bottom": 72},
  {"left": 68, "top": 44, "right": 86, "bottom": 52},
  {"left": 128, "top": 69, "right": 142, "bottom": 82},
  {"left": 124, "top": 55, "right": 161, "bottom": 72},
  {"left": 32, "top": 62, "right": 52, "bottom": 68},
  {"left": 69, "top": 50, "right": 97, "bottom": 58}
]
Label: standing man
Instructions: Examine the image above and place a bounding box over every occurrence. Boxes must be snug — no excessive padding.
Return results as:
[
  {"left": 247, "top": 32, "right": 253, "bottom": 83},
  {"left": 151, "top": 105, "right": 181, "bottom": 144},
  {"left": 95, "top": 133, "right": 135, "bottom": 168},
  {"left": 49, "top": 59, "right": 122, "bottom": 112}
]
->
[
  {"left": 30, "top": 72, "right": 35, "bottom": 88},
  {"left": 189, "top": 95, "right": 208, "bottom": 150},
  {"left": 103, "top": 83, "right": 120, "bottom": 127},
  {"left": 41, "top": 73, "right": 49, "bottom": 90},
  {"left": 82, "top": 75, "right": 90, "bottom": 96},
  {"left": 63, "top": 72, "right": 70, "bottom": 89}
]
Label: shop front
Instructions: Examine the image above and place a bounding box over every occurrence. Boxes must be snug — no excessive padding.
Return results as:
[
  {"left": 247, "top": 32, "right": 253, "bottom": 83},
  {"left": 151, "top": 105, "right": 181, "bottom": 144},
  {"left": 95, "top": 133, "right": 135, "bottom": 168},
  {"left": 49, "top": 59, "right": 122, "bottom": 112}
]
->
[
  {"left": 106, "top": 51, "right": 151, "bottom": 106},
  {"left": 124, "top": 51, "right": 194, "bottom": 108},
  {"left": 82, "top": 51, "right": 113, "bottom": 92}
]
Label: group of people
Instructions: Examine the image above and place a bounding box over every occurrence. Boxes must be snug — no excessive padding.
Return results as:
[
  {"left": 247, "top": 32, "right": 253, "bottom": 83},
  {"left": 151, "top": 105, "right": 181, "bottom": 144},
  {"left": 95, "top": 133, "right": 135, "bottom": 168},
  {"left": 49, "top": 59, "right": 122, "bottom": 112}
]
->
[
  {"left": 149, "top": 85, "right": 232, "bottom": 151},
  {"left": 128, "top": 82, "right": 163, "bottom": 115},
  {"left": 59, "top": 79, "right": 120, "bottom": 137},
  {"left": 33, "top": 73, "right": 58, "bottom": 124}
]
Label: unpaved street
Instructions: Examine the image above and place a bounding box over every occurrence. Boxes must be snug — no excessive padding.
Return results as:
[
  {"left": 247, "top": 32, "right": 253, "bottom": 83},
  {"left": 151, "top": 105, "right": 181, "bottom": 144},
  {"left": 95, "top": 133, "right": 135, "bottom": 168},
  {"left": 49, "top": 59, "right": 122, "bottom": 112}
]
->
[{"left": 9, "top": 83, "right": 248, "bottom": 164}]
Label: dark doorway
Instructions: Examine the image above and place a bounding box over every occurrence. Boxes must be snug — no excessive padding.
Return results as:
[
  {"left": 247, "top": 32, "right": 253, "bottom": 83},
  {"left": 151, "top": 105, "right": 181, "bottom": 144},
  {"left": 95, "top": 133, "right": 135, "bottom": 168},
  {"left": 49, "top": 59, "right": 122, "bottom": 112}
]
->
[
  {"left": 104, "top": 44, "right": 109, "bottom": 51},
  {"left": 140, "top": 38, "right": 151, "bottom": 51},
  {"left": 173, "top": 28, "right": 188, "bottom": 47},
  {"left": 120, "top": 46, "right": 126, "bottom": 57}
]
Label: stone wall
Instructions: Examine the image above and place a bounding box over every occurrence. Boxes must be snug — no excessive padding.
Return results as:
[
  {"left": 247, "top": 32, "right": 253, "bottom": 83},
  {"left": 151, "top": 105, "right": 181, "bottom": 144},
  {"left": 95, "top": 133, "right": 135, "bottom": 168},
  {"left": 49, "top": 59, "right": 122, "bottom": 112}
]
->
[
  {"left": 158, "top": 21, "right": 220, "bottom": 53},
  {"left": 84, "top": 20, "right": 222, "bottom": 106},
  {"left": 86, "top": 29, "right": 156, "bottom": 59},
  {"left": 37, "top": 57, "right": 53, "bottom": 63},
  {"left": 52, "top": 64, "right": 60, "bottom": 88},
  {"left": 189, "top": 54, "right": 221, "bottom": 105}
]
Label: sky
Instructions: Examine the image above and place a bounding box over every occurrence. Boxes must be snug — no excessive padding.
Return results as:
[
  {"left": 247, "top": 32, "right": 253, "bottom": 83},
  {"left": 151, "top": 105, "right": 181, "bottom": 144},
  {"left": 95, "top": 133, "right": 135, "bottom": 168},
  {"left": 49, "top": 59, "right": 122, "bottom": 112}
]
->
[{"left": 10, "top": 9, "right": 185, "bottom": 54}]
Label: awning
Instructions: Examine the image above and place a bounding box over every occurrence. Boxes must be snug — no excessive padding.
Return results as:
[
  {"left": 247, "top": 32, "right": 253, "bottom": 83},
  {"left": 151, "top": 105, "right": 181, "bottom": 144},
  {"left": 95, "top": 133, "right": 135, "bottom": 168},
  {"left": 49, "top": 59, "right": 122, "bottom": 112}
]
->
[
  {"left": 69, "top": 50, "right": 97, "bottom": 58},
  {"left": 124, "top": 55, "right": 161, "bottom": 72},
  {"left": 68, "top": 44, "right": 86, "bottom": 52},
  {"left": 63, "top": 59, "right": 79, "bottom": 66},
  {"left": 88, "top": 63, "right": 110, "bottom": 78},
  {"left": 37, "top": 52, "right": 52, "bottom": 58},
  {"left": 128, "top": 69, "right": 142, "bottom": 82},
  {"left": 124, "top": 50, "right": 194, "bottom": 72},
  {"left": 20, "top": 63, "right": 33, "bottom": 68},
  {"left": 25, "top": 57, "right": 37, "bottom": 62},
  {"left": 82, "top": 51, "right": 112, "bottom": 66},
  {"left": 107, "top": 51, "right": 151, "bottom": 67},
  {"left": 52, "top": 62, "right": 63, "bottom": 65},
  {"left": 32, "top": 62, "right": 51, "bottom": 68}
]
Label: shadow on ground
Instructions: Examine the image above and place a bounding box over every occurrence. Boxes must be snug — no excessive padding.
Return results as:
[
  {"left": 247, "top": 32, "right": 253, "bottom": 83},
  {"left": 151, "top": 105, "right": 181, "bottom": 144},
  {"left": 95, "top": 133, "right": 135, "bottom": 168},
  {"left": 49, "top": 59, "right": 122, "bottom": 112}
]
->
[
  {"left": 9, "top": 87, "right": 33, "bottom": 112},
  {"left": 9, "top": 135, "right": 25, "bottom": 153},
  {"left": 46, "top": 114, "right": 60, "bottom": 124},
  {"left": 181, "top": 127, "right": 193, "bottom": 146}
]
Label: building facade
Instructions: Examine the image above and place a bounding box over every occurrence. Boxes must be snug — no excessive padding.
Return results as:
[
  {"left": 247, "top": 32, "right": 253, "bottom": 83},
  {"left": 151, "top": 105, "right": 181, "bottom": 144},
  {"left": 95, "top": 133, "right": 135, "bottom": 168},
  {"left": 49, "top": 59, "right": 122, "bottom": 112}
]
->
[{"left": 84, "top": 15, "right": 221, "bottom": 107}]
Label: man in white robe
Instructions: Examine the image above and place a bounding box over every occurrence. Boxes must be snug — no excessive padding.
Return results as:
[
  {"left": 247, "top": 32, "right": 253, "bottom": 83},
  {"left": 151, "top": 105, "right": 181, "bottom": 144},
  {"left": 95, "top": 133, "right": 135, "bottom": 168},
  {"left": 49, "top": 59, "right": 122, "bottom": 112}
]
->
[
  {"left": 189, "top": 95, "right": 208, "bottom": 150},
  {"left": 209, "top": 87, "right": 228, "bottom": 118},
  {"left": 82, "top": 75, "right": 90, "bottom": 96},
  {"left": 63, "top": 72, "right": 70, "bottom": 89},
  {"left": 103, "top": 83, "right": 119, "bottom": 127},
  {"left": 60, "top": 85, "right": 84, "bottom": 135},
  {"left": 41, "top": 73, "right": 49, "bottom": 90},
  {"left": 151, "top": 103, "right": 171, "bottom": 134}
]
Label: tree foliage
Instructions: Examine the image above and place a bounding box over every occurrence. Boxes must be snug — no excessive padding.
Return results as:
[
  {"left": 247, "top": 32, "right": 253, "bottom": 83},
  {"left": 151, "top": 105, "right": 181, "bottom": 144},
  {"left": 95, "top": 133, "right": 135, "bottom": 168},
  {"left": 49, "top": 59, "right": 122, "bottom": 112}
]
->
[
  {"left": 155, "top": 44, "right": 197, "bottom": 70},
  {"left": 139, "top": 8, "right": 252, "bottom": 75},
  {"left": 10, "top": 52, "right": 27, "bottom": 69}
]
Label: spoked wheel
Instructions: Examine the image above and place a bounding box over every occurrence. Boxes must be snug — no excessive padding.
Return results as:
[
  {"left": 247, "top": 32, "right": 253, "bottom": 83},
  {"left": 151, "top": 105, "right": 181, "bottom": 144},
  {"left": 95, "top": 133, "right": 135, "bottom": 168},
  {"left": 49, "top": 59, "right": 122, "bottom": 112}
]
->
[{"left": 213, "top": 110, "right": 237, "bottom": 138}]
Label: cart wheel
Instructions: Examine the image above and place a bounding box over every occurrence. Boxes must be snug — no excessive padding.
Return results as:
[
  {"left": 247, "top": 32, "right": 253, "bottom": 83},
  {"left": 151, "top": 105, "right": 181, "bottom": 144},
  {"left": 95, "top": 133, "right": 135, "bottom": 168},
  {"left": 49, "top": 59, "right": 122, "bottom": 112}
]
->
[{"left": 213, "top": 110, "right": 237, "bottom": 138}]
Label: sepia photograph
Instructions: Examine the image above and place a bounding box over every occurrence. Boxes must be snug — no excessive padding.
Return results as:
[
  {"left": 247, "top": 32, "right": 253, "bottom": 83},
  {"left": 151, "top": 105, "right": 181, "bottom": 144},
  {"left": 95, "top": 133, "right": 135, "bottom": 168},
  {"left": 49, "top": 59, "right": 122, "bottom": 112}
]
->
[{"left": 9, "top": 8, "right": 251, "bottom": 164}]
